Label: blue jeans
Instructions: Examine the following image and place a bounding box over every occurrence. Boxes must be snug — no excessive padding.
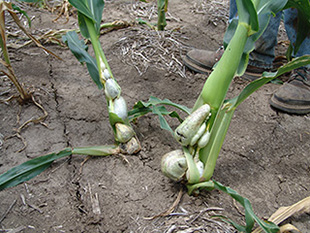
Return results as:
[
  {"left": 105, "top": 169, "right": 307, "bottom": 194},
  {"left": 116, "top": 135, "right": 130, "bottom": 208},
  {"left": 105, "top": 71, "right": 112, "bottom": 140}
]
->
[{"left": 229, "top": 0, "right": 310, "bottom": 69}]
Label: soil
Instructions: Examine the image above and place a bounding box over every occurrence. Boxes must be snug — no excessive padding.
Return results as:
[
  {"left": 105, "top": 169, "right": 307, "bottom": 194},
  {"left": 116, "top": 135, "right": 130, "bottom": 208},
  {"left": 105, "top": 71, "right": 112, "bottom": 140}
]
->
[{"left": 1, "top": 0, "right": 310, "bottom": 232}]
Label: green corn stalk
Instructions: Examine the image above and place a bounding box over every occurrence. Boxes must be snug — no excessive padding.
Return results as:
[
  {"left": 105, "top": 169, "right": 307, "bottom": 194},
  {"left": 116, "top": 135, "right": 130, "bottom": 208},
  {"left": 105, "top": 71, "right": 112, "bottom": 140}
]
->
[
  {"left": 64, "top": 0, "right": 140, "bottom": 149},
  {"left": 183, "top": 0, "right": 310, "bottom": 186},
  {"left": 157, "top": 0, "right": 168, "bottom": 31}
]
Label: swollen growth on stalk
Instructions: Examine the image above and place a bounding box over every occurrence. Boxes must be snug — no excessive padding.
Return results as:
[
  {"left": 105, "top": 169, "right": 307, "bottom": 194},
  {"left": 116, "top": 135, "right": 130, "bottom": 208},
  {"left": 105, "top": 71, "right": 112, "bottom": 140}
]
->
[
  {"left": 98, "top": 57, "right": 141, "bottom": 155},
  {"left": 161, "top": 104, "right": 211, "bottom": 183}
]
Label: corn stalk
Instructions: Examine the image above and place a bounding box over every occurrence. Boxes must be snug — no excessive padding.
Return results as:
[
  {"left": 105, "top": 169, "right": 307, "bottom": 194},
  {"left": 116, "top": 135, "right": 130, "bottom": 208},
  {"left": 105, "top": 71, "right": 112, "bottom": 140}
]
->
[
  {"left": 157, "top": 0, "right": 168, "bottom": 30},
  {"left": 64, "top": 0, "right": 140, "bottom": 152}
]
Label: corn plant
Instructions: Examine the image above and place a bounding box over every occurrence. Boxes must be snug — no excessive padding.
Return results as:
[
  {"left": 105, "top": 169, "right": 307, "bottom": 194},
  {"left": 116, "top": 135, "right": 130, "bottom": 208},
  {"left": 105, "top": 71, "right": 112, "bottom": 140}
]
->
[
  {"left": 130, "top": 0, "right": 310, "bottom": 232},
  {"left": 1, "top": 0, "right": 310, "bottom": 232},
  {"left": 0, "top": 0, "right": 141, "bottom": 190},
  {"left": 63, "top": 0, "right": 141, "bottom": 153}
]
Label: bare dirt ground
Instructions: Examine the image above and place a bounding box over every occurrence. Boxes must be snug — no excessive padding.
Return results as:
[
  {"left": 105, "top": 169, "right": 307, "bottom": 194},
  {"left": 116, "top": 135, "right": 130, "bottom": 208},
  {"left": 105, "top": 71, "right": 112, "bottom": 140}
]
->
[{"left": 1, "top": 0, "right": 310, "bottom": 232}]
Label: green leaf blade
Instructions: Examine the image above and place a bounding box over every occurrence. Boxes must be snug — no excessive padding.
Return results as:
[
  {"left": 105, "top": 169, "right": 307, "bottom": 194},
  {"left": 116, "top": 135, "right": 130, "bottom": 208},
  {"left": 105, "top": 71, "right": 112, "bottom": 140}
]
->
[
  {"left": 0, "top": 148, "right": 72, "bottom": 191},
  {"left": 88, "top": 0, "right": 105, "bottom": 34},
  {"left": 213, "top": 181, "right": 280, "bottom": 233},
  {"left": 69, "top": 0, "right": 104, "bottom": 36},
  {"left": 152, "top": 105, "right": 173, "bottom": 134},
  {"left": 284, "top": 0, "right": 310, "bottom": 56},
  {"left": 62, "top": 31, "right": 103, "bottom": 89},
  {"left": 128, "top": 96, "right": 191, "bottom": 133},
  {"left": 227, "top": 55, "right": 310, "bottom": 110},
  {"left": 68, "top": 0, "right": 95, "bottom": 21}
]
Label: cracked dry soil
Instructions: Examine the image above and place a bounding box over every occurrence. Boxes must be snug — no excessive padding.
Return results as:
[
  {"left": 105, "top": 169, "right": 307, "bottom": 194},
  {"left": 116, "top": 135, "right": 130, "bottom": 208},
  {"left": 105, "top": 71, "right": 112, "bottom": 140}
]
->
[{"left": 1, "top": 0, "right": 310, "bottom": 232}]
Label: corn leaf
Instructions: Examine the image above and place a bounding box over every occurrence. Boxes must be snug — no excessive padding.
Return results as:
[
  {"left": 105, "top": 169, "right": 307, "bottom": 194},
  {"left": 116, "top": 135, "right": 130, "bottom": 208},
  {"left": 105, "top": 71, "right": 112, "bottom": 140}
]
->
[
  {"left": 63, "top": 31, "right": 103, "bottom": 89},
  {"left": 69, "top": 0, "right": 104, "bottom": 36},
  {"left": 128, "top": 96, "right": 191, "bottom": 133},
  {"left": 148, "top": 96, "right": 191, "bottom": 114},
  {"left": 211, "top": 215, "right": 247, "bottom": 232},
  {"left": 0, "top": 148, "right": 72, "bottom": 191},
  {"left": 129, "top": 96, "right": 190, "bottom": 118},
  {"left": 227, "top": 55, "right": 310, "bottom": 110},
  {"left": 88, "top": 0, "right": 105, "bottom": 35},
  {"left": 152, "top": 106, "right": 174, "bottom": 133},
  {"left": 72, "top": 145, "right": 120, "bottom": 156},
  {"left": 68, "top": 0, "right": 96, "bottom": 22},
  {"left": 77, "top": 13, "right": 91, "bottom": 39},
  {"left": 11, "top": 4, "right": 31, "bottom": 27},
  {"left": 200, "top": 104, "right": 234, "bottom": 177},
  {"left": 213, "top": 180, "right": 280, "bottom": 233},
  {"left": 187, "top": 180, "right": 279, "bottom": 232}
]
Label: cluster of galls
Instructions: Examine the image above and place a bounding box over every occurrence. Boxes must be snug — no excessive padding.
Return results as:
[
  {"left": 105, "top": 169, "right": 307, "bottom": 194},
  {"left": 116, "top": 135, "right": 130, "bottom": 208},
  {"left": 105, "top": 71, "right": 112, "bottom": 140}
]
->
[
  {"left": 161, "top": 104, "right": 212, "bottom": 182},
  {"left": 101, "top": 58, "right": 141, "bottom": 155}
]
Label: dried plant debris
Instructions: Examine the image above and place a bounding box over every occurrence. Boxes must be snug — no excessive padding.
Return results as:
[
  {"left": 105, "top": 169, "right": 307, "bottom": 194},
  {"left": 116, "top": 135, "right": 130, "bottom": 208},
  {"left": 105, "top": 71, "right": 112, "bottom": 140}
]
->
[
  {"left": 132, "top": 203, "right": 235, "bottom": 232},
  {"left": 128, "top": 0, "right": 158, "bottom": 21},
  {"left": 113, "top": 28, "right": 191, "bottom": 78},
  {"left": 190, "top": 0, "right": 229, "bottom": 26},
  {"left": 128, "top": 0, "right": 181, "bottom": 25},
  {"left": 6, "top": 1, "right": 74, "bottom": 48},
  {"left": 253, "top": 196, "right": 310, "bottom": 233}
]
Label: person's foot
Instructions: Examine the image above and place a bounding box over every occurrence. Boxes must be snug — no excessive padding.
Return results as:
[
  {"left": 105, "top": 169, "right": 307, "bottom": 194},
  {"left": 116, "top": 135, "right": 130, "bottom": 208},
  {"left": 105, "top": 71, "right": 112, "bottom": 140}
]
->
[
  {"left": 183, "top": 48, "right": 285, "bottom": 77},
  {"left": 270, "top": 67, "right": 310, "bottom": 114},
  {"left": 182, "top": 47, "right": 225, "bottom": 74}
]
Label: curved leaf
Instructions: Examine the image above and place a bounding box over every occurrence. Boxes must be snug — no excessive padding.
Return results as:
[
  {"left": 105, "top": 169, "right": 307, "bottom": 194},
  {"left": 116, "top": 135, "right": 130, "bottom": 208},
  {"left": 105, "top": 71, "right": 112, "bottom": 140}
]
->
[
  {"left": 213, "top": 180, "right": 280, "bottom": 233},
  {"left": 69, "top": 0, "right": 104, "bottom": 35},
  {"left": 227, "top": 55, "right": 310, "bottom": 110},
  {"left": 68, "top": 0, "right": 95, "bottom": 22},
  {"left": 128, "top": 96, "right": 191, "bottom": 133},
  {"left": 12, "top": 4, "right": 31, "bottom": 27},
  {"left": 62, "top": 31, "right": 103, "bottom": 89},
  {"left": 0, "top": 149, "right": 72, "bottom": 191}
]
